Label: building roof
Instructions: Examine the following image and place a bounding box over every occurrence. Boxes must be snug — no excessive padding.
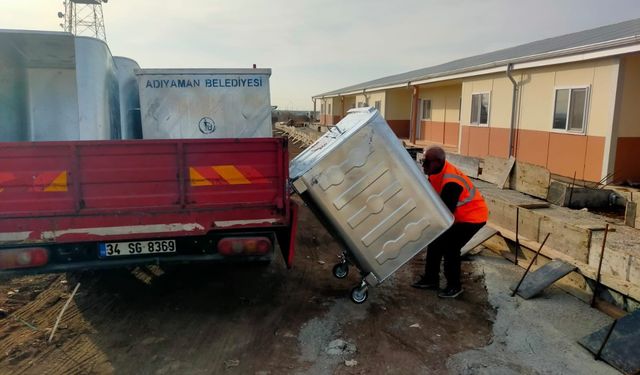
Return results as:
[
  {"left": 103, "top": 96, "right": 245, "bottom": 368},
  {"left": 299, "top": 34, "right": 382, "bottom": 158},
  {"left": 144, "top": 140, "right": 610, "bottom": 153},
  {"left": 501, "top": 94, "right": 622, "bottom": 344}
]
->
[{"left": 314, "top": 17, "right": 640, "bottom": 98}]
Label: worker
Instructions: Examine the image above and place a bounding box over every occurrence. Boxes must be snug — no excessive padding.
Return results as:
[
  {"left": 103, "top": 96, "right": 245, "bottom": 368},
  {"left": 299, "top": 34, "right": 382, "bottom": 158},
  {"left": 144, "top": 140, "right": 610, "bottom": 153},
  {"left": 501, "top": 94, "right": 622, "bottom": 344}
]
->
[{"left": 412, "top": 146, "right": 488, "bottom": 298}]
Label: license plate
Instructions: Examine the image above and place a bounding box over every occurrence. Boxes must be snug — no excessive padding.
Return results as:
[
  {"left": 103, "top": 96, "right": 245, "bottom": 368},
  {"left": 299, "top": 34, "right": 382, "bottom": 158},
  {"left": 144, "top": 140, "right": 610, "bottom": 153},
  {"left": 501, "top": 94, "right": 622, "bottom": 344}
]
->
[{"left": 99, "top": 240, "right": 177, "bottom": 257}]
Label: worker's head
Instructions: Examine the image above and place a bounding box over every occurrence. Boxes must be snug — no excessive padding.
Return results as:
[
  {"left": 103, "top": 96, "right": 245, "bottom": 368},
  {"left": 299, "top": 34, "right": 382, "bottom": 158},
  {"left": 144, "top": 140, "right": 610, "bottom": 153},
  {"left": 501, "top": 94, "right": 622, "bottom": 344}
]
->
[{"left": 422, "top": 146, "right": 446, "bottom": 175}]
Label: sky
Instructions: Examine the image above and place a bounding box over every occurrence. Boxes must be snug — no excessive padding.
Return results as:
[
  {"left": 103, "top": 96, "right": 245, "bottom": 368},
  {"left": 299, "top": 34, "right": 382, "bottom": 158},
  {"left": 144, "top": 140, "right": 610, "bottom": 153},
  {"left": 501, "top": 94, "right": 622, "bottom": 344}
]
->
[{"left": 2, "top": 0, "right": 640, "bottom": 110}]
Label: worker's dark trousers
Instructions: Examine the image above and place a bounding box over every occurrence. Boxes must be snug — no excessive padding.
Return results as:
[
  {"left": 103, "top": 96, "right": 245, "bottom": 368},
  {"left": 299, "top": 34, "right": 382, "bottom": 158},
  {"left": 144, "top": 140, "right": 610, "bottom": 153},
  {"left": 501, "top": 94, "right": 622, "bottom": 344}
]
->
[{"left": 424, "top": 222, "right": 486, "bottom": 289}]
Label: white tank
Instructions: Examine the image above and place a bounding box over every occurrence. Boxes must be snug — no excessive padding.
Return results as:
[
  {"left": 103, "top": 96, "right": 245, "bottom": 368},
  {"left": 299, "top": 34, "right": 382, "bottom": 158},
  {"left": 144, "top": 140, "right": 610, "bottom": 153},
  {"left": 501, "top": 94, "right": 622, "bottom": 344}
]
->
[{"left": 0, "top": 30, "right": 140, "bottom": 142}]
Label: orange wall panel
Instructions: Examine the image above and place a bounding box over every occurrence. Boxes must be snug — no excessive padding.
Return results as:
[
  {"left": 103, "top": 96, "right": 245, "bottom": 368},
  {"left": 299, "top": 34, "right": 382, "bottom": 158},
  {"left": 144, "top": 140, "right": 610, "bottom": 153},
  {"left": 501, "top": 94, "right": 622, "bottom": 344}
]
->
[
  {"left": 615, "top": 137, "right": 640, "bottom": 182},
  {"left": 420, "top": 120, "right": 432, "bottom": 141},
  {"left": 459, "top": 126, "right": 605, "bottom": 182},
  {"left": 546, "top": 133, "right": 605, "bottom": 182},
  {"left": 460, "top": 126, "right": 470, "bottom": 155},
  {"left": 488, "top": 128, "right": 511, "bottom": 158},
  {"left": 444, "top": 123, "right": 460, "bottom": 147},
  {"left": 467, "top": 127, "right": 490, "bottom": 157},
  {"left": 547, "top": 133, "right": 588, "bottom": 180},
  {"left": 514, "top": 129, "right": 550, "bottom": 167},
  {"left": 584, "top": 137, "right": 605, "bottom": 182},
  {"left": 431, "top": 122, "right": 445, "bottom": 143}
]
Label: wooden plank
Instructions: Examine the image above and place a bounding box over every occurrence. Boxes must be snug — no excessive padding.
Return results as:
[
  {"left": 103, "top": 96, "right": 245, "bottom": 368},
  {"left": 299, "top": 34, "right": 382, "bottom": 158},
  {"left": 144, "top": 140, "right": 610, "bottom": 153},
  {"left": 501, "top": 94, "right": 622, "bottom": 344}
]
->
[
  {"left": 497, "top": 157, "right": 516, "bottom": 190},
  {"left": 498, "top": 204, "right": 542, "bottom": 242},
  {"left": 538, "top": 216, "right": 591, "bottom": 263},
  {"left": 461, "top": 226, "right": 498, "bottom": 255},
  {"left": 629, "top": 255, "right": 640, "bottom": 290},
  {"left": 478, "top": 156, "right": 514, "bottom": 188},
  {"left": 487, "top": 223, "right": 640, "bottom": 302},
  {"left": 446, "top": 153, "right": 481, "bottom": 179},
  {"left": 483, "top": 196, "right": 542, "bottom": 242},
  {"left": 479, "top": 181, "right": 548, "bottom": 207},
  {"left": 588, "top": 233, "right": 631, "bottom": 283},
  {"left": 593, "top": 299, "right": 627, "bottom": 319},
  {"left": 509, "top": 161, "right": 551, "bottom": 199},
  {"left": 625, "top": 201, "right": 638, "bottom": 228}
]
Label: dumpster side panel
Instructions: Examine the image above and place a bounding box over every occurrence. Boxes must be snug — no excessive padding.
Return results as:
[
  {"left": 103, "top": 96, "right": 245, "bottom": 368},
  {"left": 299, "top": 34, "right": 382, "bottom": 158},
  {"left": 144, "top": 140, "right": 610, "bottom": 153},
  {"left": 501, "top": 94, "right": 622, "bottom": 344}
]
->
[{"left": 291, "top": 109, "right": 453, "bottom": 284}]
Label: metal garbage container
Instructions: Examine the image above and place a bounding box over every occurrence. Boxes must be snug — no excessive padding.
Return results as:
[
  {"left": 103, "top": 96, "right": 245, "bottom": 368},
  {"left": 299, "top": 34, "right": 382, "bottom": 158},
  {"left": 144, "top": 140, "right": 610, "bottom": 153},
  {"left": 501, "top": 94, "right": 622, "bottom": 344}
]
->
[{"left": 290, "top": 107, "right": 454, "bottom": 303}]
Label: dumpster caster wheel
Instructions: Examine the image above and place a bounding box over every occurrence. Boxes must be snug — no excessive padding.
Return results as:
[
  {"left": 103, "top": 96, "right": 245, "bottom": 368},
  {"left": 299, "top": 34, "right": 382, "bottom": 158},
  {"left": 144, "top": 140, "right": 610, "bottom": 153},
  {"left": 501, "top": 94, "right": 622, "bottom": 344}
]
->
[
  {"left": 332, "top": 263, "right": 349, "bottom": 279},
  {"left": 350, "top": 285, "right": 368, "bottom": 304}
]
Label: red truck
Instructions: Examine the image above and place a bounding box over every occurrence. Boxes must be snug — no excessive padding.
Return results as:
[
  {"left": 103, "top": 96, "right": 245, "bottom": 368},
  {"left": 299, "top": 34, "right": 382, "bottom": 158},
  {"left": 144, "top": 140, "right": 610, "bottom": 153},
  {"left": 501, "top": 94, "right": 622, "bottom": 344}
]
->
[{"left": 0, "top": 138, "right": 297, "bottom": 275}]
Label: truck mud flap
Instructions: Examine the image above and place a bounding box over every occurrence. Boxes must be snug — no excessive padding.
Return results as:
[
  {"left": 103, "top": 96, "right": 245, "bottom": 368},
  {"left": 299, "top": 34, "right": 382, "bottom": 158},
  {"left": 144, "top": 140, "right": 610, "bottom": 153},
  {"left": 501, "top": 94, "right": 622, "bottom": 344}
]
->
[{"left": 275, "top": 202, "right": 298, "bottom": 268}]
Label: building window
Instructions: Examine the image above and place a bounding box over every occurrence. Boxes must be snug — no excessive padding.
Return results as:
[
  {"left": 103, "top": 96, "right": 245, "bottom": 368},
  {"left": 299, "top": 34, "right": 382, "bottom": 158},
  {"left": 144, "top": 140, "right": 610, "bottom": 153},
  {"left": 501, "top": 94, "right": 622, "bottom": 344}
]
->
[
  {"left": 320, "top": 103, "right": 325, "bottom": 115},
  {"left": 553, "top": 88, "right": 588, "bottom": 133},
  {"left": 470, "top": 93, "right": 490, "bottom": 125},
  {"left": 458, "top": 97, "right": 462, "bottom": 121},
  {"left": 327, "top": 103, "right": 332, "bottom": 115},
  {"left": 421, "top": 99, "right": 432, "bottom": 120},
  {"left": 374, "top": 100, "right": 381, "bottom": 111}
]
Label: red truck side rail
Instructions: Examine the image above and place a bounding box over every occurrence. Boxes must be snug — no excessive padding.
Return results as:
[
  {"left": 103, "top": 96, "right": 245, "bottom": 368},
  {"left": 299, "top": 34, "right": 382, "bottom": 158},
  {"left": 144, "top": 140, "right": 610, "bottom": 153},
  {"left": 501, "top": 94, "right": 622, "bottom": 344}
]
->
[{"left": 0, "top": 138, "right": 296, "bottom": 273}]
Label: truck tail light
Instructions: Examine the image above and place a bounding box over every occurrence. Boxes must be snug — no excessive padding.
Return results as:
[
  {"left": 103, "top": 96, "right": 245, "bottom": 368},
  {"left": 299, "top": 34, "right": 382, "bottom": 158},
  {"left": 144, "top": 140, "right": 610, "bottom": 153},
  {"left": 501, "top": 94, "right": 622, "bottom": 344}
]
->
[
  {"left": 0, "top": 248, "right": 49, "bottom": 270},
  {"left": 217, "top": 237, "right": 272, "bottom": 256}
]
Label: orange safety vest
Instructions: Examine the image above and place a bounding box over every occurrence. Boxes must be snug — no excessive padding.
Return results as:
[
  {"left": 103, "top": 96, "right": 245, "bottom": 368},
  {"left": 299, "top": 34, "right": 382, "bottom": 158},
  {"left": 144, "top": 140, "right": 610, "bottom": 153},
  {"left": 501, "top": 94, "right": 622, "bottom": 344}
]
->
[{"left": 428, "top": 161, "right": 488, "bottom": 223}]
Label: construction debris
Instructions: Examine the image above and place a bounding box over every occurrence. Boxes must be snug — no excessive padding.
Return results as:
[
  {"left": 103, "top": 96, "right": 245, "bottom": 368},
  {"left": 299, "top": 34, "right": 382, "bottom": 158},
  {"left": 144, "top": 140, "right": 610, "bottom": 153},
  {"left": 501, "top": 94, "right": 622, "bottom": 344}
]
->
[
  {"left": 510, "top": 259, "right": 578, "bottom": 299},
  {"left": 326, "top": 339, "right": 356, "bottom": 356},
  {"left": 48, "top": 282, "right": 81, "bottom": 343},
  {"left": 579, "top": 309, "right": 640, "bottom": 374},
  {"left": 345, "top": 359, "right": 358, "bottom": 367},
  {"left": 224, "top": 359, "right": 240, "bottom": 369}
]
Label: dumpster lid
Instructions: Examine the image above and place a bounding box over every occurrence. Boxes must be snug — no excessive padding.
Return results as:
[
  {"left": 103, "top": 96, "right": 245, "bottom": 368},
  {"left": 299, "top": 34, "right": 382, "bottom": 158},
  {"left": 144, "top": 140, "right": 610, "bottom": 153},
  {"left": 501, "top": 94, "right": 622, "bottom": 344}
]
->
[{"left": 290, "top": 107, "right": 389, "bottom": 180}]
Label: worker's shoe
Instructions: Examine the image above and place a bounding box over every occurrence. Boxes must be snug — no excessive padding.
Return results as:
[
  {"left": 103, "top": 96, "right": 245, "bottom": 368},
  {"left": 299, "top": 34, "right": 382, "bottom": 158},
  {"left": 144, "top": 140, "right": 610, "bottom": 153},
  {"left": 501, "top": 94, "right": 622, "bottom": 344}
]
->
[
  {"left": 411, "top": 277, "right": 439, "bottom": 290},
  {"left": 438, "top": 286, "right": 463, "bottom": 299}
]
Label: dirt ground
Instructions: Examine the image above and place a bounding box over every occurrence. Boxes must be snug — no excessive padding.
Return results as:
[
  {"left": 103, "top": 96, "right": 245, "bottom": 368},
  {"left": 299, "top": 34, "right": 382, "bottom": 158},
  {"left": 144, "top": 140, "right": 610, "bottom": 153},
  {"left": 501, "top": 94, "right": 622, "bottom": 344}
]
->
[
  {"left": 0, "top": 141, "right": 496, "bottom": 375},
  {"left": 0, "top": 198, "right": 494, "bottom": 375}
]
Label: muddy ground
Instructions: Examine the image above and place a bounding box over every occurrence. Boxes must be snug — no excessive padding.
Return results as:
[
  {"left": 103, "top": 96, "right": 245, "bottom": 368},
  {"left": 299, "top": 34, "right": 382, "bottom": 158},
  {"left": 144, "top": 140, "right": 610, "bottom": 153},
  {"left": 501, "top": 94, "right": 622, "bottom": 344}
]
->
[{"left": 0, "top": 140, "right": 496, "bottom": 374}]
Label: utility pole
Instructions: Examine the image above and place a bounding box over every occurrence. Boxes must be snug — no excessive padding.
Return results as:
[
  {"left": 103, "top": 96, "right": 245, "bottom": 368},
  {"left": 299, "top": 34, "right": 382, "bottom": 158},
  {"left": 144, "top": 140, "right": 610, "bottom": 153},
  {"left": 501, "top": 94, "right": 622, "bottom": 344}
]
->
[{"left": 58, "top": 0, "right": 108, "bottom": 41}]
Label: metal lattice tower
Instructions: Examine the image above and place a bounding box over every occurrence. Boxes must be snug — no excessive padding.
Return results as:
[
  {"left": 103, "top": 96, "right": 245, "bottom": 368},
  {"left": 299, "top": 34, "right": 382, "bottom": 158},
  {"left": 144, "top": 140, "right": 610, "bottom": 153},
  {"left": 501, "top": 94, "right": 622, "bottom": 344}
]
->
[{"left": 58, "top": 0, "right": 108, "bottom": 41}]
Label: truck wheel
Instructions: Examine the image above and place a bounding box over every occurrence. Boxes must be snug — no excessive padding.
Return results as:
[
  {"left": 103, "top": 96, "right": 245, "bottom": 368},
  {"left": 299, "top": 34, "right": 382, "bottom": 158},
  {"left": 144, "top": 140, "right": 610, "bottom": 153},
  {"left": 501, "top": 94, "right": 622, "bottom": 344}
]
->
[
  {"left": 332, "top": 263, "right": 349, "bottom": 279},
  {"left": 350, "top": 285, "right": 368, "bottom": 304}
]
